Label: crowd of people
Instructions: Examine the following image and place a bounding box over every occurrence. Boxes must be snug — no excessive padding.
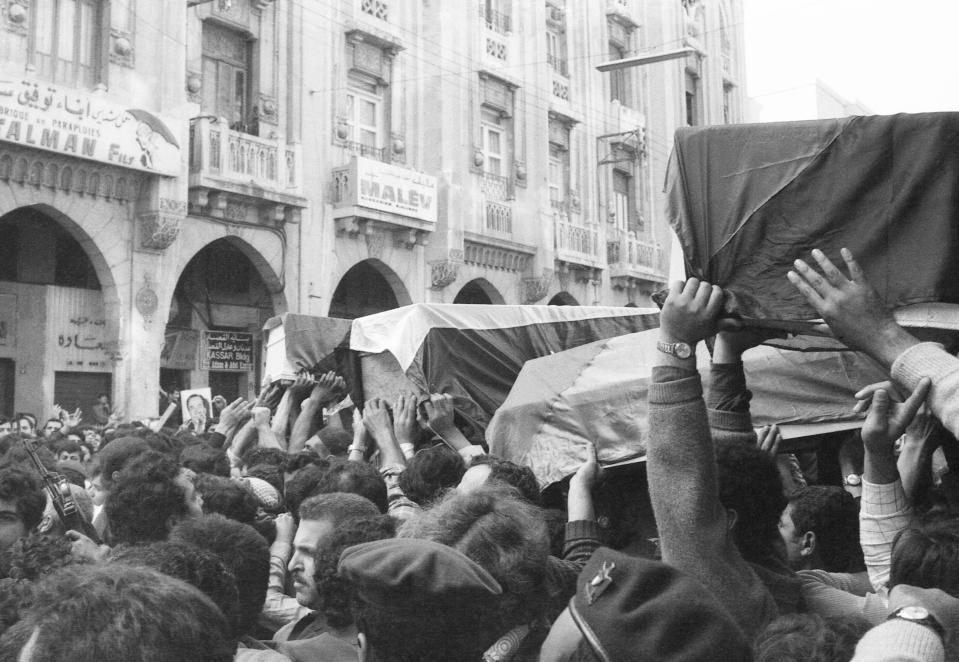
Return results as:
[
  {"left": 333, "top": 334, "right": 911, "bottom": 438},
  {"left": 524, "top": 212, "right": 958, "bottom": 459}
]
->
[{"left": 2, "top": 247, "right": 959, "bottom": 661}]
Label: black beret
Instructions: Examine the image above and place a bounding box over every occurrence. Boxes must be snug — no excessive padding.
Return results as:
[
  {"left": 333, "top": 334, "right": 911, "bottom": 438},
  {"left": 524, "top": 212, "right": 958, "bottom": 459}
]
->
[
  {"left": 569, "top": 548, "right": 752, "bottom": 662},
  {"left": 338, "top": 538, "right": 502, "bottom": 615}
]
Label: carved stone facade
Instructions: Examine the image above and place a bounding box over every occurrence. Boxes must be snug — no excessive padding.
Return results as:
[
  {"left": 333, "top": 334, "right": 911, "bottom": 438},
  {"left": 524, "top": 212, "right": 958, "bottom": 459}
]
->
[
  {"left": 0, "top": 148, "right": 140, "bottom": 202},
  {"left": 430, "top": 259, "right": 459, "bottom": 290},
  {"left": 523, "top": 270, "right": 552, "bottom": 303}
]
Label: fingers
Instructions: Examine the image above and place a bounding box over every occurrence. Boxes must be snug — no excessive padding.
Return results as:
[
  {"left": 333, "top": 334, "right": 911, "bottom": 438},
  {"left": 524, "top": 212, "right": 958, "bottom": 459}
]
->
[
  {"left": 840, "top": 247, "right": 866, "bottom": 282},
  {"left": 855, "top": 381, "right": 895, "bottom": 401},
  {"left": 865, "top": 388, "right": 891, "bottom": 431},
  {"left": 899, "top": 377, "right": 932, "bottom": 424},
  {"left": 811, "top": 248, "right": 847, "bottom": 288},
  {"left": 788, "top": 259, "right": 829, "bottom": 304}
]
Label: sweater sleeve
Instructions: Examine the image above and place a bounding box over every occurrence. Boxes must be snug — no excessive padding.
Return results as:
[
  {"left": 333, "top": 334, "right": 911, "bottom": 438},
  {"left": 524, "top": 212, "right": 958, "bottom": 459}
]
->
[
  {"left": 706, "top": 361, "right": 757, "bottom": 441},
  {"left": 647, "top": 365, "right": 778, "bottom": 639},
  {"left": 892, "top": 343, "right": 959, "bottom": 440},
  {"left": 851, "top": 620, "right": 944, "bottom": 662}
]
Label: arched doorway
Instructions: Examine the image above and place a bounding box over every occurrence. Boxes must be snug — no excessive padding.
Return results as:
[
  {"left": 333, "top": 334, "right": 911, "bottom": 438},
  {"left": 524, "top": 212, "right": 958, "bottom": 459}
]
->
[
  {"left": 548, "top": 292, "right": 579, "bottom": 306},
  {"left": 453, "top": 278, "right": 505, "bottom": 305},
  {"left": 0, "top": 206, "right": 112, "bottom": 421},
  {"left": 329, "top": 259, "right": 411, "bottom": 319},
  {"left": 163, "top": 238, "right": 278, "bottom": 412}
]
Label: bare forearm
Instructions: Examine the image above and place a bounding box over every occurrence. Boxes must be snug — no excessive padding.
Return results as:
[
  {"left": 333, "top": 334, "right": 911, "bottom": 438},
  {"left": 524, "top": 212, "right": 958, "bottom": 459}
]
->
[{"left": 288, "top": 399, "right": 321, "bottom": 455}]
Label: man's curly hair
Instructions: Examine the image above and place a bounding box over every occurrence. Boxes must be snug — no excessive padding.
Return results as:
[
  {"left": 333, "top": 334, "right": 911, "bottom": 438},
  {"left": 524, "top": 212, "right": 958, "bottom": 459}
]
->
[
  {"left": 105, "top": 450, "right": 191, "bottom": 545},
  {"left": 109, "top": 541, "right": 240, "bottom": 637},
  {"left": 470, "top": 457, "right": 542, "bottom": 506},
  {"left": 398, "top": 445, "right": 465, "bottom": 506},
  {"left": 0, "top": 533, "right": 82, "bottom": 581},
  {"left": 312, "top": 514, "right": 396, "bottom": 628},
  {"left": 0, "top": 467, "right": 46, "bottom": 534}
]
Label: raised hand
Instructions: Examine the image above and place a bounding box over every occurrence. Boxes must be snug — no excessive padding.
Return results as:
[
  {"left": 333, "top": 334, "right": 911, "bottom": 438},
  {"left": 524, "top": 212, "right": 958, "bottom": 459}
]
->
[
  {"left": 288, "top": 372, "right": 316, "bottom": 399},
  {"left": 362, "top": 398, "right": 396, "bottom": 447},
  {"left": 422, "top": 393, "right": 456, "bottom": 436},
  {"left": 217, "top": 397, "right": 253, "bottom": 430},
  {"left": 659, "top": 278, "right": 731, "bottom": 346},
  {"left": 252, "top": 406, "right": 272, "bottom": 428},
  {"left": 571, "top": 441, "right": 602, "bottom": 492},
  {"left": 392, "top": 393, "right": 419, "bottom": 446},
  {"left": 756, "top": 424, "right": 783, "bottom": 456},
  {"left": 861, "top": 378, "right": 931, "bottom": 457},
  {"left": 308, "top": 371, "right": 341, "bottom": 405},
  {"left": 786, "top": 248, "right": 917, "bottom": 366}
]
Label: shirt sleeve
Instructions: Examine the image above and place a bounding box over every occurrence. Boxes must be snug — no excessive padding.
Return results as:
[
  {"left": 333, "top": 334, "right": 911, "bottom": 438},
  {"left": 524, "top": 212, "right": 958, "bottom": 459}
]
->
[{"left": 861, "top": 478, "right": 914, "bottom": 592}]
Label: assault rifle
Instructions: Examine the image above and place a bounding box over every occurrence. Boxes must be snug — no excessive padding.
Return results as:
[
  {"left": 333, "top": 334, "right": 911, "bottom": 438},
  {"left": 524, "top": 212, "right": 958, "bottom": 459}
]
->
[{"left": 21, "top": 438, "right": 101, "bottom": 544}]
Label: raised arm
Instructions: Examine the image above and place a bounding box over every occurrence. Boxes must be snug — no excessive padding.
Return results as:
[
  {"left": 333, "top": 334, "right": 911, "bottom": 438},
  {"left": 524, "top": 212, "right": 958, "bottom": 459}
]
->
[
  {"left": 788, "top": 248, "right": 959, "bottom": 440},
  {"left": 647, "top": 279, "right": 776, "bottom": 638},
  {"left": 859, "top": 379, "right": 929, "bottom": 592}
]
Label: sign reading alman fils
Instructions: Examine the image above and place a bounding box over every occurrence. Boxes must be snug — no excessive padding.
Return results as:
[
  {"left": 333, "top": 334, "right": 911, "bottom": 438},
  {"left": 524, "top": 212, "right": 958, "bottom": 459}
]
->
[{"left": 0, "top": 80, "right": 180, "bottom": 176}]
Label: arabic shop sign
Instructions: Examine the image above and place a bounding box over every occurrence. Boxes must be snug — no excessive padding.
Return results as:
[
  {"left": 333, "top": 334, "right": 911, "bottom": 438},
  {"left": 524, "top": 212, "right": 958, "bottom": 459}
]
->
[
  {"left": 48, "top": 287, "right": 111, "bottom": 372},
  {"left": 0, "top": 80, "right": 180, "bottom": 176},
  {"left": 354, "top": 156, "right": 438, "bottom": 224},
  {"left": 200, "top": 331, "right": 254, "bottom": 372}
]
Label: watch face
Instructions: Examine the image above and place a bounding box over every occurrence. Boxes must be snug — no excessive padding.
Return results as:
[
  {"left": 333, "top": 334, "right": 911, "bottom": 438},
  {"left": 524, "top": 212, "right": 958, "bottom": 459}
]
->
[
  {"left": 845, "top": 474, "right": 862, "bottom": 486},
  {"left": 674, "top": 343, "right": 692, "bottom": 359},
  {"left": 899, "top": 606, "right": 931, "bottom": 620}
]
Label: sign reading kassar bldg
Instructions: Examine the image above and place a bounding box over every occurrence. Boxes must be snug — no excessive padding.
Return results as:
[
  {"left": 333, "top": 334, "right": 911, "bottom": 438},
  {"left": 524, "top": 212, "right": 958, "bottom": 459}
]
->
[
  {"left": 355, "top": 156, "right": 438, "bottom": 224},
  {"left": 200, "top": 331, "right": 254, "bottom": 372},
  {"left": 0, "top": 80, "right": 180, "bottom": 176}
]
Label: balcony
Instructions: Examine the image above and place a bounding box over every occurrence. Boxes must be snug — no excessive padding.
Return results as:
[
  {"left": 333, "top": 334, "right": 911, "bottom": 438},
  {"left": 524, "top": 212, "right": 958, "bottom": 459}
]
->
[
  {"left": 330, "top": 155, "right": 436, "bottom": 248},
  {"left": 481, "top": 172, "right": 514, "bottom": 201},
  {"left": 606, "top": 0, "right": 639, "bottom": 28},
  {"left": 548, "top": 54, "right": 569, "bottom": 77},
  {"left": 555, "top": 217, "right": 602, "bottom": 269},
  {"left": 607, "top": 230, "right": 667, "bottom": 287},
  {"left": 479, "top": 4, "right": 511, "bottom": 33},
  {"left": 188, "top": 117, "right": 305, "bottom": 224}
]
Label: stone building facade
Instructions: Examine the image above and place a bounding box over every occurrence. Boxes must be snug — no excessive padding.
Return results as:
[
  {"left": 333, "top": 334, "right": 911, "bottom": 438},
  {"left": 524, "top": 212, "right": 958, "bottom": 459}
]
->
[{"left": 0, "top": 0, "right": 744, "bottom": 419}]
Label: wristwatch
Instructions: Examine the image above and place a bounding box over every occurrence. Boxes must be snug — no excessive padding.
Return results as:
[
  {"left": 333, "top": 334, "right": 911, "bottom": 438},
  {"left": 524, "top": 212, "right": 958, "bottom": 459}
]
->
[
  {"left": 888, "top": 606, "right": 945, "bottom": 640},
  {"left": 656, "top": 340, "right": 693, "bottom": 360},
  {"left": 844, "top": 474, "right": 862, "bottom": 487}
]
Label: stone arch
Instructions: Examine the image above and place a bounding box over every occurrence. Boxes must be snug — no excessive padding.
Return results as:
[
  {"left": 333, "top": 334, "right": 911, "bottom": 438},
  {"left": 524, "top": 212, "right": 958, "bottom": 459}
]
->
[
  {"left": 329, "top": 258, "right": 412, "bottom": 319},
  {"left": 11, "top": 203, "right": 121, "bottom": 332},
  {"left": 548, "top": 291, "right": 579, "bottom": 306},
  {"left": 173, "top": 234, "right": 288, "bottom": 316},
  {"left": 453, "top": 278, "right": 505, "bottom": 305}
]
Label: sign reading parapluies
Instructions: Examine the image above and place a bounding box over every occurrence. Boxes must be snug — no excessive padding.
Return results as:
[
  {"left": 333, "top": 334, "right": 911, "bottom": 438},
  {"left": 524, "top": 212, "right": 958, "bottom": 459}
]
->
[{"left": 0, "top": 80, "right": 180, "bottom": 176}]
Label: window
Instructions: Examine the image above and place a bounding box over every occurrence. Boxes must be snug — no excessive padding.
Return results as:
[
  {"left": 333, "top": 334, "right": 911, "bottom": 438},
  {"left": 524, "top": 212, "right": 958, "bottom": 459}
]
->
[
  {"left": 548, "top": 117, "right": 571, "bottom": 208},
  {"left": 345, "top": 76, "right": 385, "bottom": 157},
  {"left": 609, "top": 43, "right": 628, "bottom": 106},
  {"left": 30, "top": 0, "right": 102, "bottom": 88},
  {"left": 548, "top": 147, "right": 562, "bottom": 203},
  {"left": 685, "top": 71, "right": 701, "bottom": 126},
  {"left": 546, "top": 30, "right": 568, "bottom": 76},
  {"left": 607, "top": 18, "right": 635, "bottom": 107},
  {"left": 481, "top": 109, "right": 504, "bottom": 176},
  {"left": 482, "top": 0, "right": 511, "bottom": 33},
  {"left": 612, "top": 170, "right": 635, "bottom": 231},
  {"left": 202, "top": 22, "right": 252, "bottom": 132}
]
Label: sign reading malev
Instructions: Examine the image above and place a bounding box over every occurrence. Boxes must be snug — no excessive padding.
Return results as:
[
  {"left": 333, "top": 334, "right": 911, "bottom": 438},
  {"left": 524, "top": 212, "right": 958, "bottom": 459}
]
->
[
  {"left": 0, "top": 80, "right": 180, "bottom": 176},
  {"left": 355, "top": 156, "right": 438, "bottom": 224}
]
